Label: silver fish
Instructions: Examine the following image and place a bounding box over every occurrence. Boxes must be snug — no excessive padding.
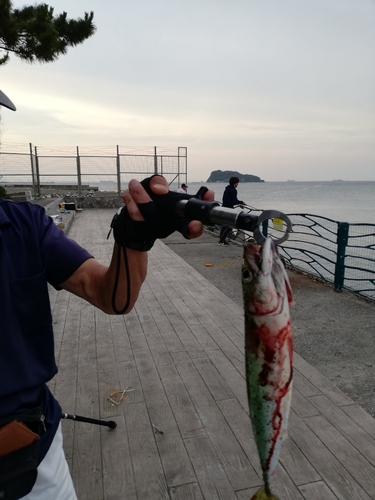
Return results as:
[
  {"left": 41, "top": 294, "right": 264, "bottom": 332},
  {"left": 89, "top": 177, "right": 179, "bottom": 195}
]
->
[{"left": 242, "top": 237, "right": 294, "bottom": 500}]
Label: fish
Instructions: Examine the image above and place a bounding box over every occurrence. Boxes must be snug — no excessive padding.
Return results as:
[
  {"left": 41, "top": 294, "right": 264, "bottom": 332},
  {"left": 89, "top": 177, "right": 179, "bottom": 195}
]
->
[{"left": 242, "top": 237, "right": 294, "bottom": 500}]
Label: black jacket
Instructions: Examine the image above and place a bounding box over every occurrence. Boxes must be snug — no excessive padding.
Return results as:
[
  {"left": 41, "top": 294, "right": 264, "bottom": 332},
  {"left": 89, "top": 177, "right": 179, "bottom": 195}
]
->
[{"left": 222, "top": 184, "right": 242, "bottom": 208}]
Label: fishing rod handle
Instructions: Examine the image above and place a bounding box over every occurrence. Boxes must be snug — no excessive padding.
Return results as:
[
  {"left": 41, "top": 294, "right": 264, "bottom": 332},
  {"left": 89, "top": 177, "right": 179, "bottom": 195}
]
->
[
  {"left": 61, "top": 412, "right": 117, "bottom": 429},
  {"left": 175, "top": 198, "right": 259, "bottom": 231},
  {"left": 139, "top": 177, "right": 292, "bottom": 244},
  {"left": 140, "top": 177, "right": 259, "bottom": 230}
]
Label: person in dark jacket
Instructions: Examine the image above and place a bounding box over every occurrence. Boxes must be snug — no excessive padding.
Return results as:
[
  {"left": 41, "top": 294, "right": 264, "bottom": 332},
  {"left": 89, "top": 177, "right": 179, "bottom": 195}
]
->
[{"left": 218, "top": 176, "right": 245, "bottom": 246}]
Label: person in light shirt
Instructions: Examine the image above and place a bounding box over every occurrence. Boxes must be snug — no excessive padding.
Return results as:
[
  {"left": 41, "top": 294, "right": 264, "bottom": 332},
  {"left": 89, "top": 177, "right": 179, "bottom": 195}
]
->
[{"left": 176, "top": 183, "right": 188, "bottom": 193}]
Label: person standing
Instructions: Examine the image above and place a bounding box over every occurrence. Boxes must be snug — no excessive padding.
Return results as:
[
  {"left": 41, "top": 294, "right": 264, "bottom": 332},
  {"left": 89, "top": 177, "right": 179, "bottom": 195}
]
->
[
  {"left": 0, "top": 89, "right": 214, "bottom": 500},
  {"left": 218, "top": 176, "right": 245, "bottom": 246},
  {"left": 176, "top": 183, "right": 188, "bottom": 194}
]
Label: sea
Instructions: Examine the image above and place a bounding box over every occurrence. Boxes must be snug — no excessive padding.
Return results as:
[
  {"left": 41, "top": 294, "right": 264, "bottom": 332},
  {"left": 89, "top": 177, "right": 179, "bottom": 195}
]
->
[
  {"left": 85, "top": 179, "right": 375, "bottom": 225},
  {"left": 183, "top": 181, "right": 375, "bottom": 225}
]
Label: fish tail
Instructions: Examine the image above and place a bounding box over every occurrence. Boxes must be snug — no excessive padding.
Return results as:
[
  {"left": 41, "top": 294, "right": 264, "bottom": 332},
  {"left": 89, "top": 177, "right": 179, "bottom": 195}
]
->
[{"left": 250, "top": 485, "right": 279, "bottom": 500}]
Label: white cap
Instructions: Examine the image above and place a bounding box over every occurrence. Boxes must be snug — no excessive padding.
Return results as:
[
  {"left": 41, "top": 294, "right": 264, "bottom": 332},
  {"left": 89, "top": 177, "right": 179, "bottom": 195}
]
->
[{"left": 0, "top": 89, "right": 16, "bottom": 111}]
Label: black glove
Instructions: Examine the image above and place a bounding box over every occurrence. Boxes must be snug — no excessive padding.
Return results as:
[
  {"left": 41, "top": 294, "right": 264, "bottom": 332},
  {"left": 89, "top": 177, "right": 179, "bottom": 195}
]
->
[{"left": 110, "top": 175, "right": 210, "bottom": 251}]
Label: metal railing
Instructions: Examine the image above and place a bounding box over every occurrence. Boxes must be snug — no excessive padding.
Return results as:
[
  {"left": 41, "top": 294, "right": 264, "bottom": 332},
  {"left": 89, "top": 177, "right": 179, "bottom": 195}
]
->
[
  {"left": 265, "top": 214, "right": 375, "bottom": 302},
  {"left": 204, "top": 207, "right": 375, "bottom": 302},
  {"left": 0, "top": 144, "right": 188, "bottom": 198}
]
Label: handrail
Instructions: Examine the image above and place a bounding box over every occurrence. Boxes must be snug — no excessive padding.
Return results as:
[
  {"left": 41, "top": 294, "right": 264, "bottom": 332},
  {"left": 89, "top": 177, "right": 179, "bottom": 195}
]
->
[
  {"left": 265, "top": 213, "right": 375, "bottom": 302},
  {"left": 205, "top": 205, "right": 375, "bottom": 302}
]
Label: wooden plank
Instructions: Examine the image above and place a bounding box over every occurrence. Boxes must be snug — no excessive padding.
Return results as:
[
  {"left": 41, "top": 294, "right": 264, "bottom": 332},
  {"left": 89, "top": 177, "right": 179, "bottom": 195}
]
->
[
  {"left": 293, "top": 367, "right": 324, "bottom": 398},
  {"left": 184, "top": 436, "right": 238, "bottom": 500},
  {"left": 299, "top": 481, "right": 339, "bottom": 500},
  {"left": 177, "top": 361, "right": 260, "bottom": 490},
  {"left": 304, "top": 413, "right": 375, "bottom": 496},
  {"left": 281, "top": 436, "right": 321, "bottom": 486},
  {"left": 236, "top": 487, "right": 259, "bottom": 499},
  {"left": 267, "top": 462, "right": 307, "bottom": 500},
  {"left": 97, "top": 362, "right": 121, "bottom": 420},
  {"left": 77, "top": 299, "right": 97, "bottom": 364},
  {"left": 110, "top": 317, "right": 134, "bottom": 363},
  {"left": 117, "top": 359, "right": 144, "bottom": 405},
  {"left": 291, "top": 387, "right": 321, "bottom": 419},
  {"left": 171, "top": 350, "right": 191, "bottom": 365},
  {"left": 124, "top": 308, "right": 149, "bottom": 351},
  {"left": 341, "top": 404, "right": 375, "bottom": 441},
  {"left": 289, "top": 411, "right": 372, "bottom": 500},
  {"left": 308, "top": 395, "right": 375, "bottom": 466},
  {"left": 208, "top": 350, "right": 247, "bottom": 411},
  {"left": 146, "top": 333, "right": 174, "bottom": 366},
  {"left": 188, "top": 323, "right": 221, "bottom": 351},
  {"left": 157, "top": 363, "right": 205, "bottom": 439},
  {"left": 197, "top": 319, "right": 245, "bottom": 375},
  {"left": 134, "top": 350, "right": 198, "bottom": 488},
  {"left": 216, "top": 398, "right": 261, "bottom": 475},
  {"left": 100, "top": 415, "right": 137, "bottom": 500},
  {"left": 72, "top": 425, "right": 103, "bottom": 500},
  {"left": 294, "top": 354, "right": 354, "bottom": 406},
  {"left": 193, "top": 356, "right": 236, "bottom": 401},
  {"left": 124, "top": 402, "right": 169, "bottom": 499},
  {"left": 169, "top": 482, "right": 204, "bottom": 500},
  {"left": 135, "top": 289, "right": 160, "bottom": 337},
  {"left": 141, "top": 285, "right": 186, "bottom": 353}
]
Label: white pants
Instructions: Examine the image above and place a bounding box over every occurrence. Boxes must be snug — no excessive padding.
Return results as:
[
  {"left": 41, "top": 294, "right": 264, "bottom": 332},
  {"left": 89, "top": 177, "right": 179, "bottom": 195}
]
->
[{"left": 23, "top": 423, "right": 77, "bottom": 499}]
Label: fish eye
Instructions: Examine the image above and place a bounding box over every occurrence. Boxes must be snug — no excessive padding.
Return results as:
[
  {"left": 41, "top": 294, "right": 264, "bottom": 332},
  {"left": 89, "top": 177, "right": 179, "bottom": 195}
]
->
[{"left": 242, "top": 268, "right": 252, "bottom": 283}]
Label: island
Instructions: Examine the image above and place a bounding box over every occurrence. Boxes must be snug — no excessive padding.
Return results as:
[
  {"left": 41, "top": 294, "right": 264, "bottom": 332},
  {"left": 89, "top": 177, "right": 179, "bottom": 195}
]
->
[{"left": 206, "top": 170, "right": 264, "bottom": 183}]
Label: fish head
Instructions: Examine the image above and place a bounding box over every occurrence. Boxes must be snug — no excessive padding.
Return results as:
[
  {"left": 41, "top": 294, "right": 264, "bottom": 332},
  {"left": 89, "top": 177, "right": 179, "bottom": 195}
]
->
[{"left": 242, "top": 237, "right": 293, "bottom": 316}]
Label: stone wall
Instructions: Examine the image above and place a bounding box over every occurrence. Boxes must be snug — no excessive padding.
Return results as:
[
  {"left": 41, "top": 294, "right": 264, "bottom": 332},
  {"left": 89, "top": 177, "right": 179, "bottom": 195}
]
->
[{"left": 64, "top": 193, "right": 123, "bottom": 209}]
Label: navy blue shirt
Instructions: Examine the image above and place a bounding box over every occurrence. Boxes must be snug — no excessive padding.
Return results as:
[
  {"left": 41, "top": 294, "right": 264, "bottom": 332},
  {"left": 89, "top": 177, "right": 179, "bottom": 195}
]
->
[
  {"left": 222, "top": 184, "right": 242, "bottom": 208},
  {"left": 0, "top": 199, "right": 92, "bottom": 461}
]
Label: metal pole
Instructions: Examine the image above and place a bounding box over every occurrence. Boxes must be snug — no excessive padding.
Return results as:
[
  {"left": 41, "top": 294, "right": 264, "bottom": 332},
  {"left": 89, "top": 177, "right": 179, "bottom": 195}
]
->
[
  {"left": 116, "top": 145, "right": 121, "bottom": 195},
  {"left": 29, "top": 143, "right": 36, "bottom": 198},
  {"left": 34, "top": 146, "right": 41, "bottom": 198},
  {"left": 76, "top": 146, "right": 82, "bottom": 195},
  {"left": 177, "top": 147, "right": 181, "bottom": 186},
  {"left": 154, "top": 146, "right": 158, "bottom": 175},
  {"left": 334, "top": 222, "right": 349, "bottom": 292}
]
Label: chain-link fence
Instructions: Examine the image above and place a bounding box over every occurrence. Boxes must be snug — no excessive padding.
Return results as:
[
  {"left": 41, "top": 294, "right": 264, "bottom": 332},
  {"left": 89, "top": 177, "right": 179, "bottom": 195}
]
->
[{"left": 0, "top": 144, "right": 188, "bottom": 198}]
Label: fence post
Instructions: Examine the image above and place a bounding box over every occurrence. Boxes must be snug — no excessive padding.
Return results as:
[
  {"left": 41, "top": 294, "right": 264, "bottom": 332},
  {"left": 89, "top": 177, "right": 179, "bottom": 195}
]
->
[
  {"left": 177, "top": 147, "right": 181, "bottom": 183},
  {"left": 262, "top": 219, "right": 268, "bottom": 238},
  {"left": 29, "top": 143, "right": 36, "bottom": 198},
  {"left": 154, "top": 146, "right": 158, "bottom": 175},
  {"left": 334, "top": 222, "right": 349, "bottom": 292},
  {"left": 34, "top": 146, "right": 41, "bottom": 198},
  {"left": 116, "top": 145, "right": 121, "bottom": 195},
  {"left": 76, "top": 146, "right": 82, "bottom": 195}
]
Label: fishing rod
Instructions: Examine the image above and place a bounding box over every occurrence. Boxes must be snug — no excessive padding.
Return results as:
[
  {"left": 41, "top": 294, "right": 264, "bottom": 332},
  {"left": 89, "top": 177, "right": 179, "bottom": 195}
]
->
[
  {"left": 176, "top": 198, "right": 292, "bottom": 245},
  {"left": 142, "top": 179, "right": 293, "bottom": 245},
  {"left": 61, "top": 412, "right": 117, "bottom": 429}
]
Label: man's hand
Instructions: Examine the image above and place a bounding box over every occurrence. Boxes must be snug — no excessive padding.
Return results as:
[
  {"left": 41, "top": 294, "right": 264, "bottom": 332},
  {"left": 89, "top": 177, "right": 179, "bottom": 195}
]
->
[{"left": 123, "top": 176, "right": 215, "bottom": 239}]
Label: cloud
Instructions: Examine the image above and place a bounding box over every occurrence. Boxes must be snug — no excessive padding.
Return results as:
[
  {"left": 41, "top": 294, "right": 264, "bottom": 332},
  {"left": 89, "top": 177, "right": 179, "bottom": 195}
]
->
[{"left": 1, "top": 0, "right": 374, "bottom": 181}]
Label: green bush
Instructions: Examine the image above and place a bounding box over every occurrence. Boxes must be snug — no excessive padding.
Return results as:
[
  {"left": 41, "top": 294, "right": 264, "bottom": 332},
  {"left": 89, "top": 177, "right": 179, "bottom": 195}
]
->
[{"left": 0, "top": 186, "right": 10, "bottom": 198}]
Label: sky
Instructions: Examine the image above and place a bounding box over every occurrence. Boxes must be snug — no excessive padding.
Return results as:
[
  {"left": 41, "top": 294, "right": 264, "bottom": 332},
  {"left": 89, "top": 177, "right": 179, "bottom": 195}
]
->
[{"left": 1, "top": 0, "right": 374, "bottom": 182}]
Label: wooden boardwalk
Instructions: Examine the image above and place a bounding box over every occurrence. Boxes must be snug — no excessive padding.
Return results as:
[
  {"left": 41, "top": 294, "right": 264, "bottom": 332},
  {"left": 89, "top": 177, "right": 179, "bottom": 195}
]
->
[{"left": 48, "top": 208, "right": 375, "bottom": 500}]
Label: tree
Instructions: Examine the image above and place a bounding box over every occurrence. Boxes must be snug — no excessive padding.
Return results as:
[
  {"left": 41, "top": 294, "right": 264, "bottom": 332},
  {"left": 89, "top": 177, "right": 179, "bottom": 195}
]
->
[
  {"left": 0, "top": 186, "right": 10, "bottom": 198},
  {"left": 0, "top": 1, "right": 96, "bottom": 66}
]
